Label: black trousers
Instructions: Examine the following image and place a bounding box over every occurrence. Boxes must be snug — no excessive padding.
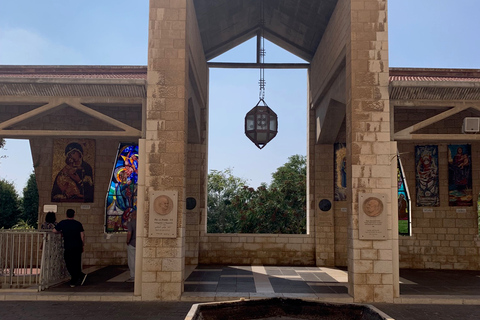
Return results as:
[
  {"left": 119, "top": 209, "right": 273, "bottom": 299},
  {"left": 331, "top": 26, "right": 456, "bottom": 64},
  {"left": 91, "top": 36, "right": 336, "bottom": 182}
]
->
[{"left": 64, "top": 247, "right": 83, "bottom": 284}]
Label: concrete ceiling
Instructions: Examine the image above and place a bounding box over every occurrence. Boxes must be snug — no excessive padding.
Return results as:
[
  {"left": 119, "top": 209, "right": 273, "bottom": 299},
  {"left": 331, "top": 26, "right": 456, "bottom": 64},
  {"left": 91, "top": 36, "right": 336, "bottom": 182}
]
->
[{"left": 193, "top": 0, "right": 339, "bottom": 62}]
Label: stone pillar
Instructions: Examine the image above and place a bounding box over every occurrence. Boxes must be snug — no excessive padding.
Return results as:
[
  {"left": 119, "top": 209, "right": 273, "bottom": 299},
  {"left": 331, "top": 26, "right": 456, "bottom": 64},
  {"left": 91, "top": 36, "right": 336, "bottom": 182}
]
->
[
  {"left": 143, "top": 0, "right": 188, "bottom": 300},
  {"left": 345, "top": 0, "right": 399, "bottom": 302},
  {"left": 313, "top": 144, "right": 336, "bottom": 267}
]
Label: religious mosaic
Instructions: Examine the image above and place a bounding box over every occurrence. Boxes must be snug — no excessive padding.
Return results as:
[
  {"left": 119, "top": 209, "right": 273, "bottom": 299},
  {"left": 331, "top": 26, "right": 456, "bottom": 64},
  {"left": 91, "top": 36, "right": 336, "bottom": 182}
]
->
[
  {"left": 105, "top": 143, "right": 138, "bottom": 233},
  {"left": 415, "top": 145, "right": 439, "bottom": 207},
  {"left": 334, "top": 143, "right": 347, "bottom": 201},
  {"left": 448, "top": 144, "right": 472, "bottom": 206},
  {"left": 51, "top": 139, "right": 95, "bottom": 203}
]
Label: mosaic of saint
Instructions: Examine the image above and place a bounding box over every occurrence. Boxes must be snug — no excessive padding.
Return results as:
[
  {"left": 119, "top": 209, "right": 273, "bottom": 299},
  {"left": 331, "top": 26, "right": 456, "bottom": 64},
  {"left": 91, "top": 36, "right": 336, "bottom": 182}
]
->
[
  {"left": 51, "top": 139, "right": 95, "bottom": 202},
  {"left": 415, "top": 145, "right": 439, "bottom": 207},
  {"left": 105, "top": 143, "right": 138, "bottom": 232},
  {"left": 448, "top": 144, "right": 472, "bottom": 206}
]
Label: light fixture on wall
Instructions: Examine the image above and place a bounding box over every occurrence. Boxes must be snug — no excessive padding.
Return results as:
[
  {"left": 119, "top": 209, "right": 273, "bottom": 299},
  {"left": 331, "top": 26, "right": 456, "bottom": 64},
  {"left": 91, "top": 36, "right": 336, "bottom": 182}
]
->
[{"left": 244, "top": 0, "right": 278, "bottom": 149}]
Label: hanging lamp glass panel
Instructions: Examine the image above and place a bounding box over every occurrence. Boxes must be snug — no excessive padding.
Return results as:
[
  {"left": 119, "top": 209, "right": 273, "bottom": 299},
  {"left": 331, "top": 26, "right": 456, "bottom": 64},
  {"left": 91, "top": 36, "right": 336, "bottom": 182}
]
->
[{"left": 245, "top": 100, "right": 278, "bottom": 149}]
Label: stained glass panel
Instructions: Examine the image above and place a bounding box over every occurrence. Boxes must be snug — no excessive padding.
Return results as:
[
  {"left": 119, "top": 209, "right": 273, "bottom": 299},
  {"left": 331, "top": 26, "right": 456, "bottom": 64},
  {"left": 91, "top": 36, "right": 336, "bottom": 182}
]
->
[
  {"left": 105, "top": 143, "right": 138, "bottom": 233},
  {"left": 398, "top": 157, "right": 411, "bottom": 235}
]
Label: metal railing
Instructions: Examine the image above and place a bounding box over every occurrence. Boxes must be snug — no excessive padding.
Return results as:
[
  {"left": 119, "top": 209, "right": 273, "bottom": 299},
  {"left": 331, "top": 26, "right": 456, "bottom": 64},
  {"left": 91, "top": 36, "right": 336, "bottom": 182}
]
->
[{"left": 0, "top": 230, "right": 68, "bottom": 291}]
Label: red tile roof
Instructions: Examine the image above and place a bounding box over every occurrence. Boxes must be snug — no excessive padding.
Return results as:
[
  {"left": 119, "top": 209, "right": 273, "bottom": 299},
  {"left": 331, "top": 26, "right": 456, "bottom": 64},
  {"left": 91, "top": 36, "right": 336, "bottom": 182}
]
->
[
  {"left": 390, "top": 76, "right": 480, "bottom": 82},
  {"left": 0, "top": 66, "right": 147, "bottom": 79},
  {"left": 389, "top": 68, "right": 480, "bottom": 82},
  {"left": 1, "top": 66, "right": 480, "bottom": 83}
]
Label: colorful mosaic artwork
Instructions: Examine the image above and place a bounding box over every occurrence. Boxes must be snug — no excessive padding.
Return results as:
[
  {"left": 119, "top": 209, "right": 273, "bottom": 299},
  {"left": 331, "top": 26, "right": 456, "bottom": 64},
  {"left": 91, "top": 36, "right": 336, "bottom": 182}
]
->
[
  {"left": 334, "top": 143, "right": 347, "bottom": 201},
  {"left": 397, "top": 158, "right": 410, "bottom": 235},
  {"left": 51, "top": 139, "right": 95, "bottom": 203},
  {"left": 448, "top": 144, "right": 472, "bottom": 206},
  {"left": 415, "top": 145, "right": 439, "bottom": 207},
  {"left": 105, "top": 143, "right": 138, "bottom": 232}
]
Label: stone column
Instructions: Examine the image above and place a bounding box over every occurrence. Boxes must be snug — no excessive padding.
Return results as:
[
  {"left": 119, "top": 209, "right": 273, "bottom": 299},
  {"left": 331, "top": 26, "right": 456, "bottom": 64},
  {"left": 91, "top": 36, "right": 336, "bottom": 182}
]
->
[
  {"left": 345, "top": 0, "right": 399, "bottom": 302},
  {"left": 143, "top": 0, "right": 188, "bottom": 300},
  {"left": 313, "top": 144, "right": 336, "bottom": 267}
]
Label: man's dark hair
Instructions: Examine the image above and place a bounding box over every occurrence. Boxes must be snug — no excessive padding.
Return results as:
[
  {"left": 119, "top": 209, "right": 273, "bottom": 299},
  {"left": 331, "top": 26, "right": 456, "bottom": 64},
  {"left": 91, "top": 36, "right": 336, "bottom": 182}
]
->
[{"left": 66, "top": 209, "right": 75, "bottom": 218}]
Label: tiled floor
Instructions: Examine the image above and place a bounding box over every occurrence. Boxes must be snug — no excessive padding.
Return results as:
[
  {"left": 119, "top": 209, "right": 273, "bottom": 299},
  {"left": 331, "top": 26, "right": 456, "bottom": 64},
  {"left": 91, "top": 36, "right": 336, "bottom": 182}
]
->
[
  {"left": 184, "top": 265, "right": 349, "bottom": 295},
  {"left": 4, "top": 265, "right": 480, "bottom": 320},
  {"left": 43, "top": 264, "right": 480, "bottom": 300},
  {"left": 399, "top": 268, "right": 480, "bottom": 296},
  {"left": 47, "top": 265, "right": 134, "bottom": 293}
]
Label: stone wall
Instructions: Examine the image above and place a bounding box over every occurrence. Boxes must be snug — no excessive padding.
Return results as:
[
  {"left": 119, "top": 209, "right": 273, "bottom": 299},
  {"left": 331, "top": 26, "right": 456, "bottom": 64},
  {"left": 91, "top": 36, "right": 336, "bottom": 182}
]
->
[
  {"left": 199, "top": 234, "right": 315, "bottom": 266},
  {"left": 395, "top": 109, "right": 480, "bottom": 270},
  {"left": 334, "top": 204, "right": 348, "bottom": 266}
]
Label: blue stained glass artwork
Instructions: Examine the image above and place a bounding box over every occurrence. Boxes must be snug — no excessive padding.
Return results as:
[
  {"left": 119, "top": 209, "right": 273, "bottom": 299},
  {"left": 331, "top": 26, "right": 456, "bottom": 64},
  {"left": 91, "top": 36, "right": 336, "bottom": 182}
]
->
[
  {"left": 105, "top": 143, "right": 138, "bottom": 233},
  {"left": 398, "top": 158, "right": 410, "bottom": 235}
]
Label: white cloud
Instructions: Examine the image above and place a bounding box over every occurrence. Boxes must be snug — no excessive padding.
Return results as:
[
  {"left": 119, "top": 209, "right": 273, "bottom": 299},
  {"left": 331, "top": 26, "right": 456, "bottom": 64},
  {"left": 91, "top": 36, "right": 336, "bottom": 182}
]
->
[{"left": 0, "top": 27, "right": 85, "bottom": 65}]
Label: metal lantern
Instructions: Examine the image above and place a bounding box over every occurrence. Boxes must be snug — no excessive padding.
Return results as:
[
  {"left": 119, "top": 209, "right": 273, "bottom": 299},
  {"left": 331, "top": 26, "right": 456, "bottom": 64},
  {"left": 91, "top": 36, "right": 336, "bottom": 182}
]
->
[
  {"left": 244, "top": 0, "right": 278, "bottom": 149},
  {"left": 245, "top": 99, "right": 278, "bottom": 149}
]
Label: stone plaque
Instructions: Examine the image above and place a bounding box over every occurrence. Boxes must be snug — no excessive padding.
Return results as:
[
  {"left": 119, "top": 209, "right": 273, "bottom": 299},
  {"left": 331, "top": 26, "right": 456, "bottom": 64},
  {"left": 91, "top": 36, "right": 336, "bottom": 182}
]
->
[
  {"left": 148, "top": 191, "right": 178, "bottom": 238},
  {"left": 359, "top": 193, "right": 387, "bottom": 240}
]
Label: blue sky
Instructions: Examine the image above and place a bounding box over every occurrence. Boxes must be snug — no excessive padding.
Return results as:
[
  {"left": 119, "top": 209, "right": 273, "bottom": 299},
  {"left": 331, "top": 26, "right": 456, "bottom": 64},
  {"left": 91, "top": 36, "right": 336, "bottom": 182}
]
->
[{"left": 1, "top": 0, "right": 479, "bottom": 193}]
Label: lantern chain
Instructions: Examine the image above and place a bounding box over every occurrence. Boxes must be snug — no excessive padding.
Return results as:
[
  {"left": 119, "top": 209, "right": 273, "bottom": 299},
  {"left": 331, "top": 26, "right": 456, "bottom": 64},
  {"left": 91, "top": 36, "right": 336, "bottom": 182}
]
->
[{"left": 259, "top": 0, "right": 266, "bottom": 102}]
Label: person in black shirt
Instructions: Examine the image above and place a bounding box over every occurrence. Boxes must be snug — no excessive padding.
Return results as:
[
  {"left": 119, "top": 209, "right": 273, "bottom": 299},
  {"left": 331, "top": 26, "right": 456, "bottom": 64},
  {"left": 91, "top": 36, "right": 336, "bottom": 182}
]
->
[{"left": 53, "top": 209, "right": 87, "bottom": 287}]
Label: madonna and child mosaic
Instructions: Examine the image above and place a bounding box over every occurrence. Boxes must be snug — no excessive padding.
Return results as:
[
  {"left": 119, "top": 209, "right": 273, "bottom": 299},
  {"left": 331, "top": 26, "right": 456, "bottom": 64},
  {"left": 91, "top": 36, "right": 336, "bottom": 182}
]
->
[{"left": 51, "top": 139, "right": 95, "bottom": 203}]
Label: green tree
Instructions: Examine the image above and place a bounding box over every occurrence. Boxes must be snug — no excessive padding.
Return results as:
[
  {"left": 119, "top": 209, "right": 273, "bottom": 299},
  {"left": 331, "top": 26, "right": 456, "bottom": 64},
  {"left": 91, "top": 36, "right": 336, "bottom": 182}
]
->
[
  {"left": 0, "top": 138, "right": 5, "bottom": 160},
  {"left": 233, "top": 155, "right": 306, "bottom": 234},
  {"left": 0, "top": 179, "right": 21, "bottom": 229},
  {"left": 207, "top": 168, "right": 248, "bottom": 233},
  {"left": 207, "top": 155, "right": 307, "bottom": 234},
  {"left": 11, "top": 219, "right": 35, "bottom": 230},
  {"left": 21, "top": 173, "right": 39, "bottom": 228},
  {"left": 271, "top": 155, "right": 306, "bottom": 190}
]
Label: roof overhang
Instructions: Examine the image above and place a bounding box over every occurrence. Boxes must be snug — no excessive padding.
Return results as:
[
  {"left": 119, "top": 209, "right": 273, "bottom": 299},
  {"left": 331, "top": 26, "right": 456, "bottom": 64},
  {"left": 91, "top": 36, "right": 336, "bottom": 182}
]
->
[
  {"left": 389, "top": 68, "right": 480, "bottom": 101},
  {"left": 0, "top": 66, "right": 147, "bottom": 98}
]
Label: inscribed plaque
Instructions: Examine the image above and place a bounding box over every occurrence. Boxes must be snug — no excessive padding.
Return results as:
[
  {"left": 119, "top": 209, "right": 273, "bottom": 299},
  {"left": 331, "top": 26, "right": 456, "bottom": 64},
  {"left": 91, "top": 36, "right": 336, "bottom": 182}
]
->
[
  {"left": 359, "top": 193, "right": 388, "bottom": 240},
  {"left": 148, "top": 191, "right": 178, "bottom": 238}
]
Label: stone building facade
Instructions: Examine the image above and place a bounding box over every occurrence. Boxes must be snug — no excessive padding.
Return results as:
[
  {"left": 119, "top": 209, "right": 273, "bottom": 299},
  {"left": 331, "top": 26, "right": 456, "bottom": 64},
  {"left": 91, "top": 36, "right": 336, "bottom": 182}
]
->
[{"left": 0, "top": 0, "right": 479, "bottom": 303}]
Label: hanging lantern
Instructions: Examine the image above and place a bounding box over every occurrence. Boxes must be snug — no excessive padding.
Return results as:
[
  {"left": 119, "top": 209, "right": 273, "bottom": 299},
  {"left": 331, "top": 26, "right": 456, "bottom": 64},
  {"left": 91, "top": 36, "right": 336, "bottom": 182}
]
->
[
  {"left": 245, "top": 99, "right": 278, "bottom": 149},
  {"left": 244, "top": 0, "right": 278, "bottom": 149}
]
